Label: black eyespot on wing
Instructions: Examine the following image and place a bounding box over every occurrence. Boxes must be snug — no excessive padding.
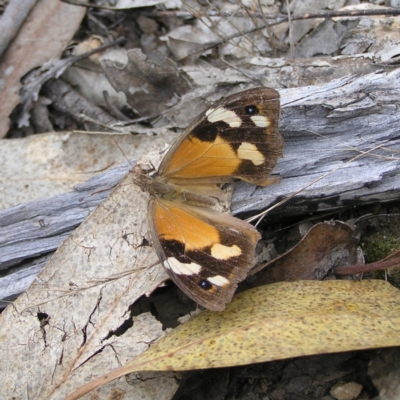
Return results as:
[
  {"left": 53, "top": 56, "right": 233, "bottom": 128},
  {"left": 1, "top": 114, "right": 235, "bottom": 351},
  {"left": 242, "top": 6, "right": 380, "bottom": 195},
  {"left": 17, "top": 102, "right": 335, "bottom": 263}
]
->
[
  {"left": 245, "top": 105, "right": 258, "bottom": 115},
  {"left": 199, "top": 279, "right": 212, "bottom": 290}
]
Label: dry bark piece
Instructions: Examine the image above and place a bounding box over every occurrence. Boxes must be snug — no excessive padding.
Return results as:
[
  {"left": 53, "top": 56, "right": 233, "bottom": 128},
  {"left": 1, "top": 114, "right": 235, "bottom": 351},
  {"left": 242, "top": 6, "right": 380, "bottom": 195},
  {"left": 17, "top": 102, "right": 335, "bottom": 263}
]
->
[
  {"left": 30, "top": 96, "right": 53, "bottom": 133},
  {"left": 101, "top": 48, "right": 191, "bottom": 117},
  {"left": 43, "top": 79, "right": 119, "bottom": 129},
  {"left": 0, "top": 0, "right": 88, "bottom": 137},
  {"left": 0, "top": 0, "right": 37, "bottom": 58},
  {"left": 0, "top": 254, "right": 53, "bottom": 308}
]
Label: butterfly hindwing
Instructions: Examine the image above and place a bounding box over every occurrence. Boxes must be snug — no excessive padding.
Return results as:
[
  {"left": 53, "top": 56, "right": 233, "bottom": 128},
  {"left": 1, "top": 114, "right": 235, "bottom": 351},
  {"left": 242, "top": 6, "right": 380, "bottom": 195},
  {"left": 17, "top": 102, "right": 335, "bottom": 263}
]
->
[{"left": 148, "top": 199, "right": 261, "bottom": 311}]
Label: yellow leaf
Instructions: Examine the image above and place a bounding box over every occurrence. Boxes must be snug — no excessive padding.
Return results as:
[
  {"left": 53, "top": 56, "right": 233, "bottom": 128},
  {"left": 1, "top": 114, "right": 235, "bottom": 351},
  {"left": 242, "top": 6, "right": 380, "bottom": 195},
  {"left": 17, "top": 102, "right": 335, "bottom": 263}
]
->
[{"left": 67, "top": 280, "right": 400, "bottom": 399}]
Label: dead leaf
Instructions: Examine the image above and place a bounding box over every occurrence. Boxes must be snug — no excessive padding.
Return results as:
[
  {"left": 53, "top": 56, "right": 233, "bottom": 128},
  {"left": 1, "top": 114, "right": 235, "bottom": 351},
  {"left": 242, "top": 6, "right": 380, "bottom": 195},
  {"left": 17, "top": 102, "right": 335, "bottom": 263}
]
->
[
  {"left": 165, "top": 14, "right": 272, "bottom": 61},
  {"left": 67, "top": 280, "right": 400, "bottom": 399},
  {"left": 166, "top": 25, "right": 219, "bottom": 61},
  {"left": 285, "top": 0, "right": 346, "bottom": 43},
  {"left": 62, "top": 39, "right": 129, "bottom": 111},
  {"left": 101, "top": 49, "right": 190, "bottom": 117},
  {"left": 339, "top": 4, "right": 400, "bottom": 62},
  {"left": 249, "top": 221, "right": 358, "bottom": 286},
  {"left": 0, "top": 169, "right": 174, "bottom": 399},
  {"left": 0, "top": 131, "right": 170, "bottom": 209},
  {"left": 0, "top": 0, "right": 88, "bottom": 137},
  {"left": 295, "top": 18, "right": 360, "bottom": 58}
]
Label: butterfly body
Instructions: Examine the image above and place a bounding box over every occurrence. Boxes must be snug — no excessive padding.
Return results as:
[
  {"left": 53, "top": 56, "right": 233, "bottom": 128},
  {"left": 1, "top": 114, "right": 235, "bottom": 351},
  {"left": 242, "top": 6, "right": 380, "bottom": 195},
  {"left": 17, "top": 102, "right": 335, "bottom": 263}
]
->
[{"left": 135, "top": 87, "right": 283, "bottom": 311}]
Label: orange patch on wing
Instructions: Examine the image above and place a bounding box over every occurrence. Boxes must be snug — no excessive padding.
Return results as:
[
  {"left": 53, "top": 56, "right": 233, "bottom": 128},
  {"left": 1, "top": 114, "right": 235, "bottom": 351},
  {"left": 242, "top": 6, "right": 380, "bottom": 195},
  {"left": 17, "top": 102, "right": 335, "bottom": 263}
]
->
[
  {"left": 153, "top": 200, "right": 220, "bottom": 251},
  {"left": 163, "top": 135, "right": 240, "bottom": 179}
]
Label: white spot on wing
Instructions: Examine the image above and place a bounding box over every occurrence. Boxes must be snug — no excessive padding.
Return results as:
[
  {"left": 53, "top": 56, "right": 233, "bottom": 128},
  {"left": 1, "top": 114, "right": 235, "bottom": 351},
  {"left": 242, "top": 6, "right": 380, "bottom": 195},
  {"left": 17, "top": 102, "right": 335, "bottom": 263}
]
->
[
  {"left": 250, "top": 115, "right": 270, "bottom": 128},
  {"left": 206, "top": 107, "right": 242, "bottom": 128},
  {"left": 237, "top": 142, "right": 265, "bottom": 166},
  {"left": 166, "top": 257, "right": 201, "bottom": 275},
  {"left": 207, "top": 275, "right": 230, "bottom": 287},
  {"left": 211, "top": 243, "right": 242, "bottom": 260}
]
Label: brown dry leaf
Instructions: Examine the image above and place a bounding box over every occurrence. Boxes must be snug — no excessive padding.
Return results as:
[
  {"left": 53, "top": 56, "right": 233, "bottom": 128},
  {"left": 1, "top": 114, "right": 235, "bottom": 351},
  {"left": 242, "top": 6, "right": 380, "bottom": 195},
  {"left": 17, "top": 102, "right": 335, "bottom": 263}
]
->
[
  {"left": 67, "top": 279, "right": 400, "bottom": 399},
  {"left": 0, "top": 132, "right": 166, "bottom": 209},
  {"left": 0, "top": 169, "right": 177, "bottom": 399},
  {"left": 0, "top": 0, "right": 88, "bottom": 137},
  {"left": 250, "top": 221, "right": 358, "bottom": 286},
  {"left": 101, "top": 49, "right": 190, "bottom": 117}
]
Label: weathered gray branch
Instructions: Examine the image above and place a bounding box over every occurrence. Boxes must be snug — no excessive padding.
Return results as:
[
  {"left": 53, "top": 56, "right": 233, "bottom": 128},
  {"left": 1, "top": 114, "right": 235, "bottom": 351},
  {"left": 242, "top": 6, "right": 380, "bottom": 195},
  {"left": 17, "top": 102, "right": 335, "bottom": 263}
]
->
[
  {"left": 1, "top": 67, "right": 399, "bottom": 305},
  {"left": 234, "top": 67, "right": 400, "bottom": 215}
]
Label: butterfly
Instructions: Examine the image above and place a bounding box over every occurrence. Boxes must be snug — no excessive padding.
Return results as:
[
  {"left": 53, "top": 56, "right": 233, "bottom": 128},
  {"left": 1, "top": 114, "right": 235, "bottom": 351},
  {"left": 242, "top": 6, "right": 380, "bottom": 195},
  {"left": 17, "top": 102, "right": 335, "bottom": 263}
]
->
[{"left": 135, "top": 87, "right": 283, "bottom": 311}]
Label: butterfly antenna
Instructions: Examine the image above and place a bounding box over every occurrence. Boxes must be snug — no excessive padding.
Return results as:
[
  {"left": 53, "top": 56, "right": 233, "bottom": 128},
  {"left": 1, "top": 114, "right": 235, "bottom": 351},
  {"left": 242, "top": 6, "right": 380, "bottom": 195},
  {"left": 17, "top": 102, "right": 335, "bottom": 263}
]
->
[
  {"left": 109, "top": 133, "right": 148, "bottom": 188},
  {"left": 109, "top": 134, "right": 134, "bottom": 169}
]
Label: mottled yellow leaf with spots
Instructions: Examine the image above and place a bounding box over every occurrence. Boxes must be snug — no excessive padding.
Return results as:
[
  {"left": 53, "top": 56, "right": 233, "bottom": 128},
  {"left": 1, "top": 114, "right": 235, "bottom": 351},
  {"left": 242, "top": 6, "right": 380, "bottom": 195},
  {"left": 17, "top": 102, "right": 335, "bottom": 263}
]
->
[{"left": 67, "top": 280, "right": 400, "bottom": 400}]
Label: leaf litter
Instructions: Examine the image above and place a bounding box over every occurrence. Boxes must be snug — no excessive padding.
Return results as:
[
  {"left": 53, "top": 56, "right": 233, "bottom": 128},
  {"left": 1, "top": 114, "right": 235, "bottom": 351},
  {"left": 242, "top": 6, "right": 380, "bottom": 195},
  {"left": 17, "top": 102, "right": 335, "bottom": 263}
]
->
[
  {"left": 67, "top": 280, "right": 400, "bottom": 399},
  {"left": 1, "top": 1, "right": 400, "bottom": 399}
]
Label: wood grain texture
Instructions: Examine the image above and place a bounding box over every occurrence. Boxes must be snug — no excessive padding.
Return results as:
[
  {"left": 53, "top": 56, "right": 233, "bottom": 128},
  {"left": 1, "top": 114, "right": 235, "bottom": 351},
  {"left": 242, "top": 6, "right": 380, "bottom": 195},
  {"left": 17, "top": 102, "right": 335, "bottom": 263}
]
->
[
  {"left": 1, "top": 67, "right": 399, "bottom": 304},
  {"left": 233, "top": 67, "right": 400, "bottom": 215}
]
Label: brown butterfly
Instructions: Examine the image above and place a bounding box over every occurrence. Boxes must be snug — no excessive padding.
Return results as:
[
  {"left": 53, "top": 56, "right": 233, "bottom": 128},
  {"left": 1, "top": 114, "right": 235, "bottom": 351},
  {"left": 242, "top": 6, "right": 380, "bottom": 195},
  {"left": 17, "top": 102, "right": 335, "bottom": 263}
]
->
[{"left": 135, "top": 87, "right": 283, "bottom": 311}]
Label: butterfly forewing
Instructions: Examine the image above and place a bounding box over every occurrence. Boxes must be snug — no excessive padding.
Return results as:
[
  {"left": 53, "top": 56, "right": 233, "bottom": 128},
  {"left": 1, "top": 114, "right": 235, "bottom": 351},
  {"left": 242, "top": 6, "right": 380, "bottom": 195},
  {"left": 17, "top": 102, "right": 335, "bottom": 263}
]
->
[{"left": 159, "top": 88, "right": 282, "bottom": 186}]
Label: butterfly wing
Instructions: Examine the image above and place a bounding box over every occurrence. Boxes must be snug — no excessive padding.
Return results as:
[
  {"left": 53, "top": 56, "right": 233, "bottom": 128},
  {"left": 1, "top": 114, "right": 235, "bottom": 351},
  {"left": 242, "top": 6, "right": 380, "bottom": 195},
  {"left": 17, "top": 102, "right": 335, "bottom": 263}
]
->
[
  {"left": 149, "top": 198, "right": 261, "bottom": 311},
  {"left": 159, "top": 87, "right": 282, "bottom": 187},
  {"left": 147, "top": 87, "right": 282, "bottom": 310}
]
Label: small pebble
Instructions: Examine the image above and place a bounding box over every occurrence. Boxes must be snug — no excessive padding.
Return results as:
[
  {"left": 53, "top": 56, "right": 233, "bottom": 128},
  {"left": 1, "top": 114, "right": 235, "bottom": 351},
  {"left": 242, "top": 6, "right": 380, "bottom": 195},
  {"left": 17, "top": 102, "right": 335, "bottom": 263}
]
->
[
  {"left": 137, "top": 15, "right": 158, "bottom": 34},
  {"left": 330, "top": 381, "right": 363, "bottom": 400}
]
